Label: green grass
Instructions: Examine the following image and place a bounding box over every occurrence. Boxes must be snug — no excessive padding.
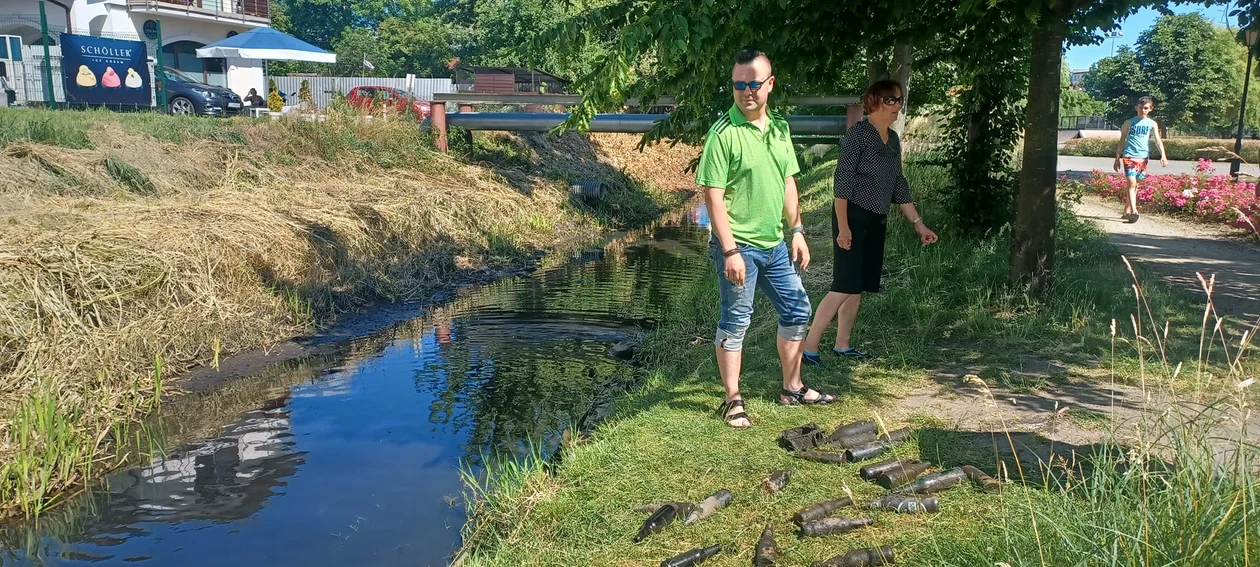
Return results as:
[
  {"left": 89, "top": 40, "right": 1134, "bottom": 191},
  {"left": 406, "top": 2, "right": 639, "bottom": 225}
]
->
[
  {"left": 1060, "top": 135, "right": 1260, "bottom": 163},
  {"left": 0, "top": 109, "right": 94, "bottom": 149},
  {"left": 922, "top": 394, "right": 1257, "bottom": 566},
  {"left": 455, "top": 159, "right": 1259, "bottom": 566},
  {"left": 0, "top": 384, "right": 91, "bottom": 518},
  {"left": 101, "top": 111, "right": 250, "bottom": 145},
  {"left": 0, "top": 107, "right": 437, "bottom": 172},
  {"left": 104, "top": 155, "right": 156, "bottom": 195}
]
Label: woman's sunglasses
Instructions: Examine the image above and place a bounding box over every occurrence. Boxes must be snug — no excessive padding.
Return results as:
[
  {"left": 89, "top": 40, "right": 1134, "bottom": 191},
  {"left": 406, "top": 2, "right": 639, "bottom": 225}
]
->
[
  {"left": 733, "top": 78, "right": 771, "bottom": 91},
  {"left": 882, "top": 96, "right": 904, "bottom": 106}
]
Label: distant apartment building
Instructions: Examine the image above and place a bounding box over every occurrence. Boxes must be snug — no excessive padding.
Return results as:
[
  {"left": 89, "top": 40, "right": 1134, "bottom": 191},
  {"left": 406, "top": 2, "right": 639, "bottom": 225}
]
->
[
  {"left": 1069, "top": 68, "right": 1090, "bottom": 90},
  {"left": 2, "top": 0, "right": 269, "bottom": 100}
]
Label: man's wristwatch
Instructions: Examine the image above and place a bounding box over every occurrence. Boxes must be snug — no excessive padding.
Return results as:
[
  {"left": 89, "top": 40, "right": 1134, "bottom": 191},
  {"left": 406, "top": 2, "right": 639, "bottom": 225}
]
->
[{"left": 789, "top": 225, "right": 806, "bottom": 235}]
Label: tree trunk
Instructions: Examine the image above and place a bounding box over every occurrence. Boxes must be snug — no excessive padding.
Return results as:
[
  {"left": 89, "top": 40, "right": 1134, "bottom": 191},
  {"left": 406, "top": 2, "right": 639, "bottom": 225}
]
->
[
  {"left": 866, "top": 44, "right": 888, "bottom": 86},
  {"left": 891, "top": 42, "right": 912, "bottom": 135},
  {"left": 1010, "top": 21, "right": 1065, "bottom": 297}
]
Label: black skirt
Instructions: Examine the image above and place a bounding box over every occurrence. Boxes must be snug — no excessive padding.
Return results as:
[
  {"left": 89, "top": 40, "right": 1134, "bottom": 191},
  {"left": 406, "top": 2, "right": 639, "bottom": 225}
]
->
[{"left": 831, "top": 204, "right": 888, "bottom": 294}]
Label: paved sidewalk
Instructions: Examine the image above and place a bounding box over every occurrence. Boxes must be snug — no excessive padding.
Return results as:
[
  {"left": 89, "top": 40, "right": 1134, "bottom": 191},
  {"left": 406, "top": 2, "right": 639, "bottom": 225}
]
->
[{"left": 1071, "top": 196, "right": 1260, "bottom": 323}]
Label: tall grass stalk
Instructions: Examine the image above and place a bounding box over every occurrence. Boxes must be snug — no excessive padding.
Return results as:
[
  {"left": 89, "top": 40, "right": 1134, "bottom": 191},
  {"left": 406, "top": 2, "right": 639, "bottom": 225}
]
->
[
  {"left": 926, "top": 262, "right": 1258, "bottom": 566},
  {"left": 457, "top": 441, "right": 556, "bottom": 563},
  {"left": 450, "top": 157, "right": 1256, "bottom": 566}
]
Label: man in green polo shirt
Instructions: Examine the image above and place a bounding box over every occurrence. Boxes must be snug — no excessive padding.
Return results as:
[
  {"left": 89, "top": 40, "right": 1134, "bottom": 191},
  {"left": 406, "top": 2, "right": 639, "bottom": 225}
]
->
[{"left": 699, "top": 48, "right": 837, "bottom": 429}]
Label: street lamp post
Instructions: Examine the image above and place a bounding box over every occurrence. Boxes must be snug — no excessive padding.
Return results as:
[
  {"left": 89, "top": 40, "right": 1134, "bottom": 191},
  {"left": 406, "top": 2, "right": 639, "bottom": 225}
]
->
[
  {"left": 1104, "top": 30, "right": 1123, "bottom": 56},
  {"left": 1231, "top": 27, "right": 1259, "bottom": 179}
]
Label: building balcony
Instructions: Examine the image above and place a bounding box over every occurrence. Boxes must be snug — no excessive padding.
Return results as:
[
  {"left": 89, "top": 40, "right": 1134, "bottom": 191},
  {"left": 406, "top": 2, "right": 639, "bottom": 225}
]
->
[{"left": 126, "top": 0, "right": 269, "bottom": 25}]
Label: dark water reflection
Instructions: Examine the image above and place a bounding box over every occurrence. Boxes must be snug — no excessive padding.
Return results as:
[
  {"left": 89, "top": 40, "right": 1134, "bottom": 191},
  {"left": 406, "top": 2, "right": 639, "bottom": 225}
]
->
[{"left": 1, "top": 206, "right": 712, "bottom": 566}]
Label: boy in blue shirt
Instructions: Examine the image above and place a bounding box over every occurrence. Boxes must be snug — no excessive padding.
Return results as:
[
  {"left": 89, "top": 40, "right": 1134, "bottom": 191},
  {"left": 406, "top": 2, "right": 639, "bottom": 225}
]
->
[{"left": 1112, "top": 96, "right": 1168, "bottom": 223}]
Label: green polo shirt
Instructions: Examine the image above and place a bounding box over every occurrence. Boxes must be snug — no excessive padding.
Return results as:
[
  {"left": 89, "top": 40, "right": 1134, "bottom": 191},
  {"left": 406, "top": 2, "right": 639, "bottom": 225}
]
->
[{"left": 695, "top": 105, "right": 800, "bottom": 249}]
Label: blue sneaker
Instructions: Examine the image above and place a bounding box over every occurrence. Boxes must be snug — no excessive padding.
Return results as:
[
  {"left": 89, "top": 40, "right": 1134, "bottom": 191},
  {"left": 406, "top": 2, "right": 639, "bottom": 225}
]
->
[
  {"left": 801, "top": 351, "right": 823, "bottom": 367},
  {"left": 833, "top": 347, "right": 872, "bottom": 360}
]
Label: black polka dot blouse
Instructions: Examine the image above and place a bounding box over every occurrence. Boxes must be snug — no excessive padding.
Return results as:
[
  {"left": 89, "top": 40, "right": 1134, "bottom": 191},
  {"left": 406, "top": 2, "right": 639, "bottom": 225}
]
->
[{"left": 833, "top": 118, "right": 914, "bottom": 215}]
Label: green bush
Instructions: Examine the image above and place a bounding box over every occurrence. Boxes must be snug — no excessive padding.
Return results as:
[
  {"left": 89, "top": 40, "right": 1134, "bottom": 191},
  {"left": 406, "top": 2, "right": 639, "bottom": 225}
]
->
[
  {"left": 298, "top": 80, "right": 314, "bottom": 110},
  {"left": 267, "top": 79, "right": 283, "bottom": 113},
  {"left": 1061, "top": 136, "right": 1260, "bottom": 162}
]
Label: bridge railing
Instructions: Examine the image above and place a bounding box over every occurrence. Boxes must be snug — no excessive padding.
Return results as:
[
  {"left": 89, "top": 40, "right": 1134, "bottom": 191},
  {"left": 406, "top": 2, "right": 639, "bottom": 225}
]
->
[
  {"left": 427, "top": 93, "right": 862, "bottom": 151},
  {"left": 1059, "top": 115, "right": 1113, "bottom": 130}
]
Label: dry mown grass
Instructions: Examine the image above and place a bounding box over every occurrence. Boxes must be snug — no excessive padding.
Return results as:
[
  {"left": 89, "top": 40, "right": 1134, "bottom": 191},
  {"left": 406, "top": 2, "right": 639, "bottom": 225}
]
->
[{"left": 0, "top": 109, "right": 689, "bottom": 518}]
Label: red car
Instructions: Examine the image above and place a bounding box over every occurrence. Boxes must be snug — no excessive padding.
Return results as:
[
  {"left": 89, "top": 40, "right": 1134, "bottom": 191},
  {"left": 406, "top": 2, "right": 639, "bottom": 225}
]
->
[{"left": 345, "top": 86, "right": 431, "bottom": 120}]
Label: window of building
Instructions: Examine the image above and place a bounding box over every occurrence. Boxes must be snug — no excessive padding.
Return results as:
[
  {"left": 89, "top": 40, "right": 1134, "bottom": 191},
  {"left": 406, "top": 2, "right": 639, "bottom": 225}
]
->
[{"left": 162, "top": 40, "right": 224, "bottom": 86}]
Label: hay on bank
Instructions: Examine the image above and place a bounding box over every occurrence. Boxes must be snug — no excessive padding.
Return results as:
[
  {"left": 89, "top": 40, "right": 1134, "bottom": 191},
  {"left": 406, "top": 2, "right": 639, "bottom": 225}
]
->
[{"left": 0, "top": 110, "right": 693, "bottom": 518}]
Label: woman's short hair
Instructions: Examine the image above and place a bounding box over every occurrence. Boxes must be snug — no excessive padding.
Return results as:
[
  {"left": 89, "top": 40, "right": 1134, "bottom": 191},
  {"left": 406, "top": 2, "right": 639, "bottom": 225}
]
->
[{"left": 862, "top": 79, "right": 903, "bottom": 113}]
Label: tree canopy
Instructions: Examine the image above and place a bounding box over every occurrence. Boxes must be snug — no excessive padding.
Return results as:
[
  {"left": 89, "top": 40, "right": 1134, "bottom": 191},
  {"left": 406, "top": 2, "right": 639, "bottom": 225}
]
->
[
  {"left": 267, "top": 0, "right": 1255, "bottom": 296},
  {"left": 1084, "top": 12, "right": 1250, "bottom": 134},
  {"left": 1061, "top": 60, "right": 1107, "bottom": 117},
  {"left": 546, "top": 0, "right": 1232, "bottom": 295},
  {"left": 269, "top": 0, "right": 607, "bottom": 79}
]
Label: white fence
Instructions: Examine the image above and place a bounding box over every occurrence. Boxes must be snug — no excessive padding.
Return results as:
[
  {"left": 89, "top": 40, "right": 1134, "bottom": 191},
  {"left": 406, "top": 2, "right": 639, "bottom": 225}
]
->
[
  {"left": 271, "top": 76, "right": 454, "bottom": 108},
  {"left": 10, "top": 45, "right": 65, "bottom": 105}
]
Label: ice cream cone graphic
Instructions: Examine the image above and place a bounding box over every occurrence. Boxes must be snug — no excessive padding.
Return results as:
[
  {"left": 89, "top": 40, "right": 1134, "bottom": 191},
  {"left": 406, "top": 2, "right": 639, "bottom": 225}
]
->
[
  {"left": 75, "top": 65, "right": 96, "bottom": 87},
  {"left": 101, "top": 67, "right": 121, "bottom": 88},
  {"left": 125, "top": 68, "right": 143, "bottom": 89}
]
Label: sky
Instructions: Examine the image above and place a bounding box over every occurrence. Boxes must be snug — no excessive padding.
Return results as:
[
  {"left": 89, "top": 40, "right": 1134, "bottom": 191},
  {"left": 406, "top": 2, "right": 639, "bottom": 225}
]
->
[{"left": 1064, "top": 2, "right": 1236, "bottom": 71}]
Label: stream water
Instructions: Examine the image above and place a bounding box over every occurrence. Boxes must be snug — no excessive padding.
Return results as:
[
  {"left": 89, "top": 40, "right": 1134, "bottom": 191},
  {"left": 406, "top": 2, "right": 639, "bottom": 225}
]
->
[{"left": 1, "top": 206, "right": 713, "bottom": 566}]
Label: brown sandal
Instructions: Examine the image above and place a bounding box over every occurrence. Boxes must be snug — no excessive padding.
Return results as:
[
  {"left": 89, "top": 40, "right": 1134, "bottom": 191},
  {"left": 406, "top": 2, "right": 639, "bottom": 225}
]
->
[
  {"left": 719, "top": 398, "right": 751, "bottom": 428},
  {"left": 779, "top": 386, "right": 837, "bottom": 406}
]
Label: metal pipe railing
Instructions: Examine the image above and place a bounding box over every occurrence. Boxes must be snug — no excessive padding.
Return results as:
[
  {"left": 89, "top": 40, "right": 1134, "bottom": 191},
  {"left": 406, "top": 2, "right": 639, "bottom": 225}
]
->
[{"left": 443, "top": 112, "right": 848, "bottom": 135}]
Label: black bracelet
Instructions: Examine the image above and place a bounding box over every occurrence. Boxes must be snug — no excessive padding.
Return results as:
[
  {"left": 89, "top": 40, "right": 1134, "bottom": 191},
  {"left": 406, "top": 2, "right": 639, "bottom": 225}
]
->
[{"left": 723, "top": 248, "right": 740, "bottom": 258}]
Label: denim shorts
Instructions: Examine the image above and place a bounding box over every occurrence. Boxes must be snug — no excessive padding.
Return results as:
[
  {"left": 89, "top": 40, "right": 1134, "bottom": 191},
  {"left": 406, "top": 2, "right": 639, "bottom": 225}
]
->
[{"left": 709, "top": 238, "right": 812, "bottom": 351}]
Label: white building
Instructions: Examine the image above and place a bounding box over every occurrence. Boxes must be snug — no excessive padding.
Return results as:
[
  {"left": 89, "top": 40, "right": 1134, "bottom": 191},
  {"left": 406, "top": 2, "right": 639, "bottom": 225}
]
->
[
  {"left": 1, "top": 0, "right": 269, "bottom": 100},
  {"left": 1069, "top": 69, "right": 1090, "bottom": 90}
]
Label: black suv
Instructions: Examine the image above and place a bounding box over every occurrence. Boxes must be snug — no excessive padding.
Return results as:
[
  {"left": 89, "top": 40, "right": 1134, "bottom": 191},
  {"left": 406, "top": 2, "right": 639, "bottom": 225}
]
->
[{"left": 159, "top": 67, "right": 243, "bottom": 116}]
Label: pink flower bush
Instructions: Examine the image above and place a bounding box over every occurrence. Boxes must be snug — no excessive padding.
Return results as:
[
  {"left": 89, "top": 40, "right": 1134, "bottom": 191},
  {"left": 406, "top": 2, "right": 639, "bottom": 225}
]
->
[{"left": 1073, "top": 159, "right": 1259, "bottom": 231}]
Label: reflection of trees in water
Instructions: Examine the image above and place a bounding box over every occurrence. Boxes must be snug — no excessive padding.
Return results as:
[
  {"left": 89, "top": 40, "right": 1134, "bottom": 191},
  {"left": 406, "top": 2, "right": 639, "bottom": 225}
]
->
[
  {"left": 416, "top": 334, "right": 633, "bottom": 465},
  {"left": 468, "top": 224, "right": 711, "bottom": 325},
  {"left": 407, "top": 223, "right": 711, "bottom": 463},
  {"left": 1, "top": 400, "right": 302, "bottom": 563}
]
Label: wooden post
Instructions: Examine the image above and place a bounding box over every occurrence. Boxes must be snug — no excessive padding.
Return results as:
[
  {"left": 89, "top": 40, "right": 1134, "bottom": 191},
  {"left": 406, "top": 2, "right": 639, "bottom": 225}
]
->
[
  {"left": 846, "top": 104, "right": 863, "bottom": 133},
  {"left": 432, "top": 101, "right": 448, "bottom": 152},
  {"left": 458, "top": 104, "right": 474, "bottom": 147}
]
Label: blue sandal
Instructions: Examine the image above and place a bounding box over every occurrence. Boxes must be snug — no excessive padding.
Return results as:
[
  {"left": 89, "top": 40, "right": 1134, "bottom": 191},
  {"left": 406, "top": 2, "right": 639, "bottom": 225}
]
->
[
  {"left": 833, "top": 347, "right": 872, "bottom": 360},
  {"left": 802, "top": 351, "right": 824, "bottom": 367}
]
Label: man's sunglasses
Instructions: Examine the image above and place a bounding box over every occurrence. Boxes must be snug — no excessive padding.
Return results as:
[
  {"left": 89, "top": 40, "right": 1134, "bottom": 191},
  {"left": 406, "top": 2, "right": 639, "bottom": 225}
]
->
[
  {"left": 733, "top": 78, "right": 771, "bottom": 91},
  {"left": 882, "top": 96, "right": 904, "bottom": 106}
]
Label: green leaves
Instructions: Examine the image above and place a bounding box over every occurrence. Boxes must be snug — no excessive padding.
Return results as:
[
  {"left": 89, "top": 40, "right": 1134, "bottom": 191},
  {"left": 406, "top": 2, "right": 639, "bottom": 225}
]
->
[{"left": 1086, "top": 12, "right": 1251, "bottom": 133}]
